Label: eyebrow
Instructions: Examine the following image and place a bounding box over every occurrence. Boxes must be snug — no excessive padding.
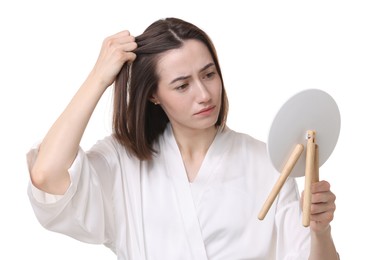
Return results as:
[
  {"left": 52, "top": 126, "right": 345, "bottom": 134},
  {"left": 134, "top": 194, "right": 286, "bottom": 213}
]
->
[{"left": 169, "top": 62, "right": 215, "bottom": 85}]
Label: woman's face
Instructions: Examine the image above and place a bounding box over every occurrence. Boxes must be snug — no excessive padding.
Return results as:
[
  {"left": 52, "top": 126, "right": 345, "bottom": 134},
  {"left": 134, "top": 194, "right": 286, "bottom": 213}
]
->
[{"left": 153, "top": 39, "right": 222, "bottom": 132}]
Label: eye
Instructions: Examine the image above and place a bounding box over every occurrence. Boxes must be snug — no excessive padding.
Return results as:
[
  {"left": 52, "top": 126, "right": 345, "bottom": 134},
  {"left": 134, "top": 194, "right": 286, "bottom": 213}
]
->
[
  {"left": 175, "top": 83, "right": 188, "bottom": 91},
  {"left": 203, "top": 71, "right": 216, "bottom": 80}
]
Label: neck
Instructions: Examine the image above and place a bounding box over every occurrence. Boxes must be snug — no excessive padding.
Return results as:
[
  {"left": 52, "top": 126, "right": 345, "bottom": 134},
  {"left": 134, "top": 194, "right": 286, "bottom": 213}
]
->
[
  {"left": 171, "top": 125, "right": 219, "bottom": 182},
  {"left": 171, "top": 125, "right": 218, "bottom": 158}
]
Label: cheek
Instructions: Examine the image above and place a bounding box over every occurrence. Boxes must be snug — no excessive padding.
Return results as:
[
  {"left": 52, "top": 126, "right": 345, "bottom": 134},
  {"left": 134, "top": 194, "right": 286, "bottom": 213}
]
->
[
  {"left": 211, "top": 82, "right": 223, "bottom": 101},
  {"left": 161, "top": 97, "right": 192, "bottom": 121},
  {"left": 160, "top": 97, "right": 183, "bottom": 115},
  {"left": 166, "top": 98, "right": 188, "bottom": 113}
]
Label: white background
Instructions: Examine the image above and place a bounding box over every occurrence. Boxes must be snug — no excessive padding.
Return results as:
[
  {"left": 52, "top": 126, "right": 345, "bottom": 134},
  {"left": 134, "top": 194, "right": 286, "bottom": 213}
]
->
[{"left": 1, "top": 0, "right": 371, "bottom": 259}]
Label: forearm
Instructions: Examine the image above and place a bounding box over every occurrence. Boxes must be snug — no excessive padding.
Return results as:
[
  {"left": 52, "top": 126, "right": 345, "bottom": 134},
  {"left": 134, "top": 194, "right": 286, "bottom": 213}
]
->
[
  {"left": 30, "top": 30, "right": 137, "bottom": 195},
  {"left": 31, "top": 75, "right": 107, "bottom": 194},
  {"left": 309, "top": 226, "right": 339, "bottom": 260}
]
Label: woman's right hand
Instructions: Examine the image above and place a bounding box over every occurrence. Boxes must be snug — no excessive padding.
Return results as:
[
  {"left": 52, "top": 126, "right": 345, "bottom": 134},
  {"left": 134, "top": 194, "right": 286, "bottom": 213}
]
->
[{"left": 90, "top": 30, "right": 137, "bottom": 90}]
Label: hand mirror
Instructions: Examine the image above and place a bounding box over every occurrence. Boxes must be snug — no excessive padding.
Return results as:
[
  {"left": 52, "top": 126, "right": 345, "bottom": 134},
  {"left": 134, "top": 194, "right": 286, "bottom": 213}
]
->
[{"left": 258, "top": 89, "right": 341, "bottom": 226}]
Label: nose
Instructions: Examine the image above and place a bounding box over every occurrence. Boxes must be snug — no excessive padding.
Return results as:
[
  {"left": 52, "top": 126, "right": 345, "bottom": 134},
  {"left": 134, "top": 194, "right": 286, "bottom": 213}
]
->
[{"left": 195, "top": 80, "right": 211, "bottom": 103}]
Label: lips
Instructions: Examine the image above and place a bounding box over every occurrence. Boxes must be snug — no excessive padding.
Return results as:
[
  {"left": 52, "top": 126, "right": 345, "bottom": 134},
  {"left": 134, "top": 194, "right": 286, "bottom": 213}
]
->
[{"left": 194, "top": 105, "right": 215, "bottom": 115}]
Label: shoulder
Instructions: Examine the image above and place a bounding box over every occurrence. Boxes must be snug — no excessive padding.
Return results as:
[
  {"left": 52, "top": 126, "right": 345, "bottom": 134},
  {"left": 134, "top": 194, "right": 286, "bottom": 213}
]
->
[
  {"left": 220, "top": 126, "right": 275, "bottom": 172},
  {"left": 221, "top": 126, "right": 267, "bottom": 152},
  {"left": 87, "top": 135, "right": 139, "bottom": 164},
  {"left": 88, "top": 135, "right": 121, "bottom": 154}
]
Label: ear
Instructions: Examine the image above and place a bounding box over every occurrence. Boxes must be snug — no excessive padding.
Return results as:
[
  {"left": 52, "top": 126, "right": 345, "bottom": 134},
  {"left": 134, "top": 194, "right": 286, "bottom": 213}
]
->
[{"left": 149, "top": 94, "right": 160, "bottom": 105}]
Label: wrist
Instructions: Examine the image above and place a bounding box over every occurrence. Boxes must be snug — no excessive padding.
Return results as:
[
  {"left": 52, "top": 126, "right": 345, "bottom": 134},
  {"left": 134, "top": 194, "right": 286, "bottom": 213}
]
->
[{"left": 87, "top": 69, "right": 113, "bottom": 92}]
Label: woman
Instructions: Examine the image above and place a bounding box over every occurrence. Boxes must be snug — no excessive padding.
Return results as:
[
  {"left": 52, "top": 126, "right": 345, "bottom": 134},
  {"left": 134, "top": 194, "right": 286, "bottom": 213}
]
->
[{"left": 27, "top": 17, "right": 339, "bottom": 259}]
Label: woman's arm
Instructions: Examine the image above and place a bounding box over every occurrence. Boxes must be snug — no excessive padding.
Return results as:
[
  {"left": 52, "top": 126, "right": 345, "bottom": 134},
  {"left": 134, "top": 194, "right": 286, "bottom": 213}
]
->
[
  {"left": 30, "top": 30, "right": 137, "bottom": 195},
  {"left": 307, "top": 180, "right": 339, "bottom": 259}
]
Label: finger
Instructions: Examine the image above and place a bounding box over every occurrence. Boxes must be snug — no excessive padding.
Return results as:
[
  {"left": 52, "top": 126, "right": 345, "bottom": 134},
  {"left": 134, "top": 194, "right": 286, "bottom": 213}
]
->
[
  {"left": 311, "top": 180, "right": 331, "bottom": 193},
  {"left": 310, "top": 210, "right": 334, "bottom": 222},
  {"left": 311, "top": 200, "right": 336, "bottom": 215},
  {"left": 116, "top": 35, "right": 137, "bottom": 47},
  {"left": 101, "top": 37, "right": 137, "bottom": 63},
  {"left": 103, "top": 34, "right": 137, "bottom": 51},
  {"left": 121, "top": 40, "right": 137, "bottom": 52},
  {"left": 110, "top": 30, "right": 131, "bottom": 39},
  {"left": 122, "top": 52, "right": 137, "bottom": 63},
  {"left": 311, "top": 191, "right": 336, "bottom": 204},
  {"left": 103, "top": 31, "right": 130, "bottom": 46}
]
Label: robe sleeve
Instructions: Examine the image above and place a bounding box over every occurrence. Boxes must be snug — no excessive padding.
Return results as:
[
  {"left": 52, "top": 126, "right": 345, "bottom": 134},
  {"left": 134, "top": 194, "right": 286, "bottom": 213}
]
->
[
  {"left": 26, "top": 138, "right": 117, "bottom": 249},
  {"left": 274, "top": 177, "right": 311, "bottom": 259}
]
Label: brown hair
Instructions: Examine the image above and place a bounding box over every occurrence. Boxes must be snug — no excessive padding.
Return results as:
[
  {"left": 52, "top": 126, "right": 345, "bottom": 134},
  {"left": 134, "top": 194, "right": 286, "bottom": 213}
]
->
[{"left": 113, "top": 17, "right": 228, "bottom": 160}]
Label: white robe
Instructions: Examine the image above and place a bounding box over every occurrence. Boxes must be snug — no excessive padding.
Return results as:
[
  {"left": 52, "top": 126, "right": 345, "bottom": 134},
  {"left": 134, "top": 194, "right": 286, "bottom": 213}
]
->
[{"left": 27, "top": 124, "right": 310, "bottom": 260}]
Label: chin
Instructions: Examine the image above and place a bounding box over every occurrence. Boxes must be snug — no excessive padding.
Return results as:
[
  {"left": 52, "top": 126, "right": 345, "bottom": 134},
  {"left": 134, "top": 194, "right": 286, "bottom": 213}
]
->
[{"left": 197, "top": 119, "right": 219, "bottom": 130}]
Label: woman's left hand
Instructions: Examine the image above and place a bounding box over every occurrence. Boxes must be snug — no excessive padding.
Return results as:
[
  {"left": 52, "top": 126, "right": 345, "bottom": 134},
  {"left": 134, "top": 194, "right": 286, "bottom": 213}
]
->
[{"left": 302, "top": 180, "right": 336, "bottom": 234}]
